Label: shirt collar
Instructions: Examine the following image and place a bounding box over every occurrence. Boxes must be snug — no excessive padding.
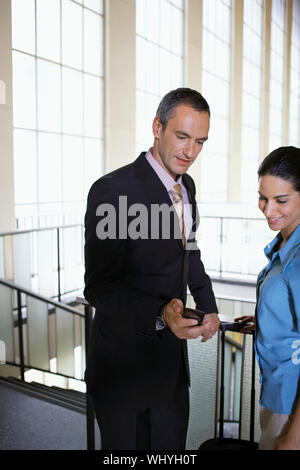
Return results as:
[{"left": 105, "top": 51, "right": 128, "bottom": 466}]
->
[
  {"left": 145, "top": 149, "right": 183, "bottom": 193},
  {"left": 264, "top": 224, "right": 300, "bottom": 268}
]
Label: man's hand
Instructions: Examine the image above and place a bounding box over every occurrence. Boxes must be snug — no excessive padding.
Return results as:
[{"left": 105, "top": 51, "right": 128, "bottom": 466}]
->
[
  {"left": 200, "top": 313, "right": 220, "bottom": 342},
  {"left": 163, "top": 299, "right": 220, "bottom": 341}
]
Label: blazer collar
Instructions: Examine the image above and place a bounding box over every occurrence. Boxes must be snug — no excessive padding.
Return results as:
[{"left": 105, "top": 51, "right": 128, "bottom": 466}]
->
[
  {"left": 134, "top": 152, "right": 174, "bottom": 207},
  {"left": 133, "top": 153, "right": 197, "bottom": 246}
]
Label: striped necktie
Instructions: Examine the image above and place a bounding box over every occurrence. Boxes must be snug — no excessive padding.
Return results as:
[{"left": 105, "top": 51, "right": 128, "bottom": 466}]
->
[{"left": 169, "top": 183, "right": 186, "bottom": 246}]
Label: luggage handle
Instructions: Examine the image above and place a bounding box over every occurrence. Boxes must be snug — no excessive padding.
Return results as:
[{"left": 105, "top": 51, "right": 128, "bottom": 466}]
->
[{"left": 219, "top": 322, "right": 255, "bottom": 443}]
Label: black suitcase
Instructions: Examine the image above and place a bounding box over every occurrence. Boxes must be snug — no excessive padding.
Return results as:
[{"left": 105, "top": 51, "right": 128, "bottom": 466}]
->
[{"left": 199, "top": 321, "right": 258, "bottom": 451}]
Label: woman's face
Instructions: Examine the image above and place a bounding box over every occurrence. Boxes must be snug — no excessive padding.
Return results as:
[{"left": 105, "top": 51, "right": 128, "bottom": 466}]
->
[{"left": 258, "top": 175, "right": 300, "bottom": 239}]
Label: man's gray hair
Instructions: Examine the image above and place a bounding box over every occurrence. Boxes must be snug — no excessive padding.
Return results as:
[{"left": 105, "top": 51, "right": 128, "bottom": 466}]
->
[{"left": 156, "top": 87, "right": 210, "bottom": 129}]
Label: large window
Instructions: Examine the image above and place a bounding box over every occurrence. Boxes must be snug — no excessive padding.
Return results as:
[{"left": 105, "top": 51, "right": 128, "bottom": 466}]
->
[
  {"left": 201, "top": 0, "right": 231, "bottom": 202},
  {"left": 12, "top": 0, "right": 104, "bottom": 228},
  {"left": 136, "top": 0, "right": 184, "bottom": 156},
  {"left": 241, "top": 0, "right": 263, "bottom": 203},
  {"left": 289, "top": 0, "right": 300, "bottom": 146},
  {"left": 268, "top": 0, "right": 286, "bottom": 153}
]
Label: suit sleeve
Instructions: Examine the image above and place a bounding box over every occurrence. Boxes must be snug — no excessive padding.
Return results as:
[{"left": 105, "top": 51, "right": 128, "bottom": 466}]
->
[
  {"left": 188, "top": 247, "right": 218, "bottom": 314},
  {"left": 185, "top": 176, "right": 218, "bottom": 314},
  {"left": 84, "top": 179, "right": 165, "bottom": 336}
]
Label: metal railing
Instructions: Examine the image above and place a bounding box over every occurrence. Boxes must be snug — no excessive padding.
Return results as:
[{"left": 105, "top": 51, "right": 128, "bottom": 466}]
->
[
  {"left": 0, "top": 275, "right": 260, "bottom": 449},
  {"left": 9, "top": 214, "right": 272, "bottom": 294},
  {"left": 197, "top": 215, "right": 272, "bottom": 280},
  {"left": 0, "top": 224, "right": 84, "bottom": 302},
  {"left": 0, "top": 277, "right": 95, "bottom": 450}
]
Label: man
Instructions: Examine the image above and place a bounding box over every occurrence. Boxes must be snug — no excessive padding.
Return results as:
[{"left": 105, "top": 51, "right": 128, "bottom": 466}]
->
[{"left": 84, "top": 88, "right": 219, "bottom": 450}]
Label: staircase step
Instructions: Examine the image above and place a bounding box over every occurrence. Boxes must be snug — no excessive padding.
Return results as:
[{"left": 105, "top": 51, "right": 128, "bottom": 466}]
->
[
  {"left": 29, "top": 381, "right": 86, "bottom": 404},
  {"left": 0, "top": 377, "right": 86, "bottom": 415},
  {"left": 4, "top": 377, "right": 85, "bottom": 404}
]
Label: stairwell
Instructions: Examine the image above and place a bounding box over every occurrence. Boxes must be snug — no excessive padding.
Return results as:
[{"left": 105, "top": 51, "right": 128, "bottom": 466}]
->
[{"left": 0, "top": 377, "right": 100, "bottom": 450}]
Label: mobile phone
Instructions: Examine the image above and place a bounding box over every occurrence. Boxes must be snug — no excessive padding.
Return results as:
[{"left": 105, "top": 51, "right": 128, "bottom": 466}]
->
[{"left": 182, "top": 308, "right": 205, "bottom": 326}]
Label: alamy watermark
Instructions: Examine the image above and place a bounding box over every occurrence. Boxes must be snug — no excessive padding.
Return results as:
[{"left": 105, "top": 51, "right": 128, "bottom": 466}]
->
[
  {"left": 291, "top": 340, "right": 300, "bottom": 365},
  {"left": 95, "top": 196, "right": 199, "bottom": 251}
]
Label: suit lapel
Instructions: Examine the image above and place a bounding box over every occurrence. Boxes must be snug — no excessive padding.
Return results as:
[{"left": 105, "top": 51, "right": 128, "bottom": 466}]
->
[
  {"left": 133, "top": 152, "right": 173, "bottom": 207},
  {"left": 182, "top": 174, "right": 199, "bottom": 235},
  {"left": 134, "top": 153, "right": 183, "bottom": 248}
]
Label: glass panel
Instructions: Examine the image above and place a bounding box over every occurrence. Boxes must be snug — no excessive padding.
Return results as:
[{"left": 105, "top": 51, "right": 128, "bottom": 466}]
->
[
  {"left": 234, "top": 349, "right": 242, "bottom": 421},
  {"left": 37, "top": 60, "right": 61, "bottom": 133},
  {"left": 84, "top": 0, "right": 101, "bottom": 13},
  {"left": 197, "top": 217, "right": 221, "bottom": 274},
  {"left": 136, "top": 36, "right": 147, "bottom": 91},
  {"left": 27, "top": 296, "right": 50, "bottom": 370},
  {"left": 62, "top": 202, "right": 85, "bottom": 223},
  {"left": 38, "top": 133, "right": 62, "bottom": 203},
  {"left": 84, "top": 75, "right": 103, "bottom": 138},
  {"left": 145, "top": 43, "right": 159, "bottom": 96},
  {"left": 15, "top": 204, "right": 38, "bottom": 229},
  {"left": 218, "top": 298, "right": 236, "bottom": 319},
  {"left": 289, "top": 0, "right": 300, "bottom": 146},
  {"left": 11, "top": 0, "right": 35, "bottom": 54},
  {"left": 222, "top": 220, "right": 247, "bottom": 274},
  {"left": 171, "top": 5, "right": 183, "bottom": 56},
  {"left": 80, "top": 316, "right": 86, "bottom": 380},
  {"left": 136, "top": 90, "right": 147, "bottom": 147},
  {"left": 146, "top": 0, "right": 159, "bottom": 44},
  {"left": 61, "top": 226, "right": 82, "bottom": 293},
  {"left": 268, "top": 0, "right": 285, "bottom": 151},
  {"left": 62, "top": 136, "right": 84, "bottom": 201},
  {"left": 37, "top": 230, "right": 56, "bottom": 297},
  {"left": 170, "top": 0, "right": 183, "bottom": 8},
  {"left": 62, "top": 68, "right": 83, "bottom": 135},
  {"left": 84, "top": 9, "right": 103, "bottom": 76},
  {"left": 240, "top": 335, "right": 261, "bottom": 443},
  {"left": 201, "top": 0, "right": 231, "bottom": 203},
  {"left": 36, "top": 0, "right": 61, "bottom": 62},
  {"left": 56, "top": 307, "right": 74, "bottom": 377},
  {"left": 0, "top": 285, "right": 14, "bottom": 363},
  {"left": 62, "top": 0, "right": 83, "bottom": 70},
  {"left": 160, "top": 1, "right": 171, "bottom": 50},
  {"left": 136, "top": 0, "right": 146, "bottom": 37},
  {"left": 159, "top": 49, "right": 172, "bottom": 96},
  {"left": 13, "top": 130, "right": 37, "bottom": 205},
  {"left": 186, "top": 292, "right": 218, "bottom": 448},
  {"left": 136, "top": 0, "right": 184, "bottom": 154},
  {"left": 224, "top": 341, "right": 232, "bottom": 420},
  {"left": 13, "top": 234, "right": 32, "bottom": 289},
  {"left": 12, "top": 52, "right": 36, "bottom": 129},
  {"left": 84, "top": 138, "right": 103, "bottom": 197}
]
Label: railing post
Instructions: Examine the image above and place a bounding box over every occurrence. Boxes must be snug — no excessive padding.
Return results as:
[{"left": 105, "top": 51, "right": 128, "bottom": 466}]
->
[
  {"left": 57, "top": 227, "right": 61, "bottom": 302},
  {"left": 219, "top": 217, "right": 224, "bottom": 277},
  {"left": 84, "top": 303, "right": 95, "bottom": 450},
  {"left": 250, "top": 331, "right": 256, "bottom": 443},
  {"left": 219, "top": 327, "right": 225, "bottom": 440},
  {"left": 17, "top": 290, "right": 25, "bottom": 381}
]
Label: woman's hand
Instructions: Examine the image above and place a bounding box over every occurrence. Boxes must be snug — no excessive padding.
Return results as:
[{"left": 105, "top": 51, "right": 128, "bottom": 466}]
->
[{"left": 234, "top": 315, "right": 256, "bottom": 333}]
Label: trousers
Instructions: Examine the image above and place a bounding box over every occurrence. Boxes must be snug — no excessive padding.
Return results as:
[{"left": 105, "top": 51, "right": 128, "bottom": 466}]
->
[{"left": 92, "top": 357, "right": 190, "bottom": 450}]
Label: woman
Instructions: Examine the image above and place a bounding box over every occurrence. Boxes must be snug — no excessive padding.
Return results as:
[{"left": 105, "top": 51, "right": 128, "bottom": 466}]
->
[{"left": 236, "top": 146, "right": 300, "bottom": 450}]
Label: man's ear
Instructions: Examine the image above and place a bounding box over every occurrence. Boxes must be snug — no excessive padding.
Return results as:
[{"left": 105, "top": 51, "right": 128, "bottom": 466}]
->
[{"left": 152, "top": 116, "right": 163, "bottom": 139}]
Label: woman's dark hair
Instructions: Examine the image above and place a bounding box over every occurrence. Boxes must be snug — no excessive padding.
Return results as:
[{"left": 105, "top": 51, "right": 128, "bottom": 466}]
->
[
  {"left": 258, "top": 146, "right": 300, "bottom": 193},
  {"left": 156, "top": 87, "right": 210, "bottom": 129}
]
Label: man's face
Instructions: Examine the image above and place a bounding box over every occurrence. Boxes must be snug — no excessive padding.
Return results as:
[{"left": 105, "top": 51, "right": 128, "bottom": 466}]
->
[{"left": 152, "top": 104, "right": 210, "bottom": 180}]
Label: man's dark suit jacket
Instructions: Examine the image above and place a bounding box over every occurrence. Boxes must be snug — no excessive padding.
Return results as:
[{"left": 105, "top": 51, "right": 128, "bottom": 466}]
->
[{"left": 84, "top": 152, "right": 217, "bottom": 408}]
